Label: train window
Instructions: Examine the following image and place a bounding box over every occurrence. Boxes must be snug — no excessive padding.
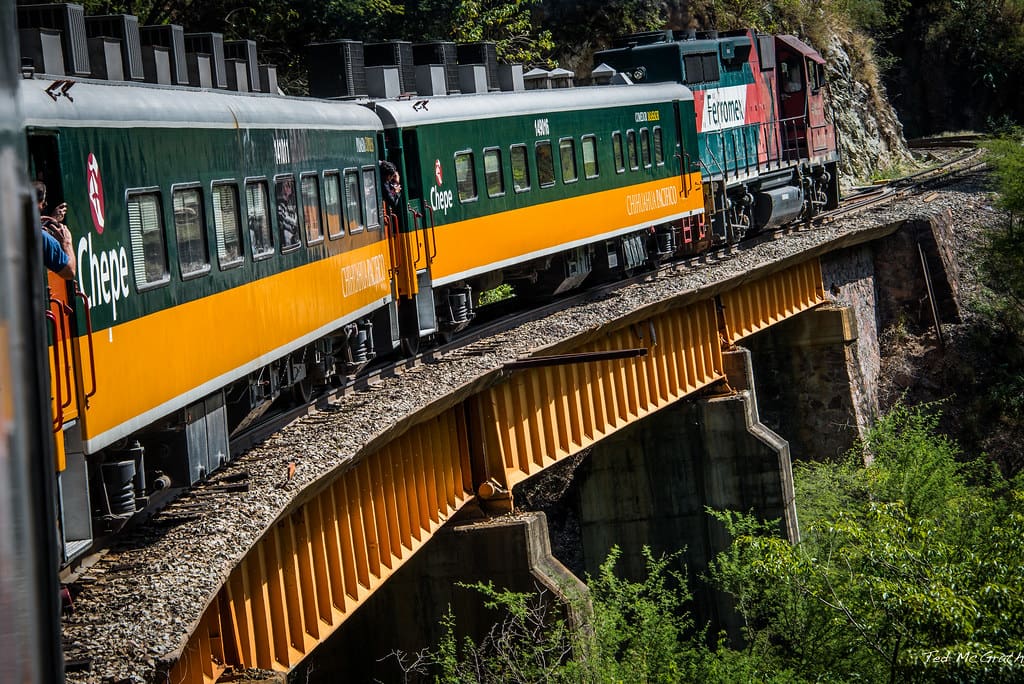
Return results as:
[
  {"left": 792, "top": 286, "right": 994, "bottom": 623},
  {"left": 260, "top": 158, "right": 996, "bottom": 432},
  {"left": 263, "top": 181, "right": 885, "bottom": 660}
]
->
[
  {"left": 535, "top": 141, "right": 555, "bottom": 188},
  {"left": 683, "top": 53, "right": 719, "bottom": 84},
  {"left": 702, "top": 54, "right": 719, "bottom": 82},
  {"left": 559, "top": 138, "right": 578, "bottom": 184},
  {"left": 511, "top": 144, "right": 530, "bottom": 192},
  {"left": 484, "top": 148, "right": 505, "bottom": 198},
  {"left": 362, "top": 168, "right": 380, "bottom": 229},
  {"left": 245, "top": 180, "right": 274, "bottom": 259},
  {"left": 455, "top": 151, "right": 478, "bottom": 202},
  {"left": 212, "top": 183, "right": 243, "bottom": 269},
  {"left": 640, "top": 128, "right": 652, "bottom": 168},
  {"left": 172, "top": 186, "right": 211, "bottom": 278},
  {"left": 653, "top": 127, "right": 664, "bottom": 165},
  {"left": 627, "top": 130, "right": 639, "bottom": 170},
  {"left": 275, "top": 175, "right": 301, "bottom": 252},
  {"left": 582, "top": 136, "right": 599, "bottom": 179},
  {"left": 324, "top": 172, "right": 343, "bottom": 238},
  {"left": 127, "top": 190, "right": 169, "bottom": 289},
  {"left": 300, "top": 174, "right": 324, "bottom": 244},
  {"left": 343, "top": 169, "right": 364, "bottom": 234},
  {"left": 612, "top": 132, "right": 625, "bottom": 173}
]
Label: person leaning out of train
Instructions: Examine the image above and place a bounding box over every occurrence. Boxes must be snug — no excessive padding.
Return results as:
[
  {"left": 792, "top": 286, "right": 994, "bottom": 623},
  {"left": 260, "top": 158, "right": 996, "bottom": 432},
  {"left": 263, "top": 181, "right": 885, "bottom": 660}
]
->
[
  {"left": 381, "top": 160, "right": 402, "bottom": 215},
  {"left": 33, "top": 180, "right": 76, "bottom": 280}
]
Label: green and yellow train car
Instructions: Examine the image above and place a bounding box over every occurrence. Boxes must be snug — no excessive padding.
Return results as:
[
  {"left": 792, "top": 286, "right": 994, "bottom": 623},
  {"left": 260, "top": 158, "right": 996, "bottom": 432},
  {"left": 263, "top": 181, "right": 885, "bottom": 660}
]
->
[
  {"left": 373, "top": 82, "right": 705, "bottom": 345},
  {"left": 20, "top": 76, "right": 394, "bottom": 562}
]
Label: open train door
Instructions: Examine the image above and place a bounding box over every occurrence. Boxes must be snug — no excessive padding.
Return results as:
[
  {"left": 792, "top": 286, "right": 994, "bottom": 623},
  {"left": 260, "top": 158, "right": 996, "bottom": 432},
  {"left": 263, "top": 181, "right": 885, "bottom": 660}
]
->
[
  {"left": 28, "top": 131, "right": 94, "bottom": 563},
  {"left": 384, "top": 128, "right": 436, "bottom": 354}
]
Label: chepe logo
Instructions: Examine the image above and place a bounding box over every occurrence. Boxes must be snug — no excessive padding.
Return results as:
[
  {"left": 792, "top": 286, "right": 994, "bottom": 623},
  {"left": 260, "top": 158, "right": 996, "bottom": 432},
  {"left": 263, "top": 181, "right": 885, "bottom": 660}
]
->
[{"left": 86, "top": 152, "right": 105, "bottom": 234}]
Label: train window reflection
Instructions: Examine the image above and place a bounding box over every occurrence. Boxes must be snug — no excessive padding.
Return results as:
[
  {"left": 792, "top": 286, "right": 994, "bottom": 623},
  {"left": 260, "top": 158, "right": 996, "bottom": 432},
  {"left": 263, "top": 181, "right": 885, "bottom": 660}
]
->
[
  {"left": 535, "top": 141, "right": 555, "bottom": 188},
  {"left": 559, "top": 138, "right": 578, "bottom": 183},
  {"left": 612, "top": 132, "right": 625, "bottom": 173},
  {"left": 172, "top": 186, "right": 210, "bottom": 278},
  {"left": 484, "top": 148, "right": 504, "bottom": 198},
  {"left": 212, "top": 183, "right": 243, "bottom": 269},
  {"left": 511, "top": 144, "right": 530, "bottom": 193},
  {"left": 300, "top": 174, "right": 323, "bottom": 244},
  {"left": 362, "top": 168, "right": 379, "bottom": 229},
  {"left": 627, "top": 130, "right": 639, "bottom": 170},
  {"left": 324, "top": 172, "right": 343, "bottom": 238},
  {"left": 245, "top": 180, "right": 274, "bottom": 259},
  {"left": 640, "top": 128, "right": 652, "bottom": 168},
  {"left": 275, "top": 175, "right": 301, "bottom": 251},
  {"left": 455, "top": 151, "right": 478, "bottom": 202},
  {"left": 653, "top": 127, "right": 664, "bottom": 165},
  {"left": 344, "top": 169, "right": 364, "bottom": 234},
  {"left": 127, "top": 191, "right": 169, "bottom": 289},
  {"left": 582, "top": 135, "right": 599, "bottom": 179}
]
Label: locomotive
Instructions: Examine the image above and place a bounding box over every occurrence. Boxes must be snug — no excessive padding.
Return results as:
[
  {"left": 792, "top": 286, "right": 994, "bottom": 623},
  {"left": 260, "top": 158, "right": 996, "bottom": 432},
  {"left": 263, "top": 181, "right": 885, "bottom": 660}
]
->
[{"left": 12, "top": 8, "right": 838, "bottom": 566}]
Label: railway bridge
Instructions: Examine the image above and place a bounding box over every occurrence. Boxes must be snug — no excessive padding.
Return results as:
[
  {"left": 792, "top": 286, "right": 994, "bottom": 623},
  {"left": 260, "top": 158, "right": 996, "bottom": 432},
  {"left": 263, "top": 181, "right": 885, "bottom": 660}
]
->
[{"left": 62, "top": 201, "right": 963, "bottom": 684}]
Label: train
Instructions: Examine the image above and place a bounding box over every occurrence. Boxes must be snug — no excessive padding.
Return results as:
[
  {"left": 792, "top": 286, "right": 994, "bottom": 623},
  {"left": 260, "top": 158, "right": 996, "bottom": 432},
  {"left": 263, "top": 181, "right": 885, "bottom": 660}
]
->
[
  {"left": 11, "top": 10, "right": 839, "bottom": 567},
  {"left": 1, "top": 0, "right": 64, "bottom": 680}
]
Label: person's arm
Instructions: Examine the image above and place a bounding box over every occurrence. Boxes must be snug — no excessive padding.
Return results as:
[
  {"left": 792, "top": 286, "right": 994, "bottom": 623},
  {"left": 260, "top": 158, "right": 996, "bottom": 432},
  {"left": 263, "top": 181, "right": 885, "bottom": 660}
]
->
[{"left": 42, "top": 224, "right": 76, "bottom": 280}]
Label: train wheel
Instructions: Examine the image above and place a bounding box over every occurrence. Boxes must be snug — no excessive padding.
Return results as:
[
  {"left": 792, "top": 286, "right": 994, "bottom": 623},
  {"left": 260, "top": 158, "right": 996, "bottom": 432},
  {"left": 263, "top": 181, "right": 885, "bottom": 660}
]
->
[{"left": 291, "top": 377, "right": 313, "bottom": 405}]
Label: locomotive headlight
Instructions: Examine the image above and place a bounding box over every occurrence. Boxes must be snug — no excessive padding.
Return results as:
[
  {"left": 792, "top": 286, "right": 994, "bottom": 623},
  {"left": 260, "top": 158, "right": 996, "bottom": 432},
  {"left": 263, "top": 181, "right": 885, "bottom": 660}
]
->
[{"left": 632, "top": 67, "right": 647, "bottom": 82}]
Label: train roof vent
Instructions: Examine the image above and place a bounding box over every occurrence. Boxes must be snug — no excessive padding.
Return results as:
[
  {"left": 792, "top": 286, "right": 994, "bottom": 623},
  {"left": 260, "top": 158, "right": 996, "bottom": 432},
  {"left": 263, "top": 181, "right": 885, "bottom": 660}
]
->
[
  {"left": 523, "top": 67, "right": 550, "bottom": 90},
  {"left": 498, "top": 64, "right": 524, "bottom": 91},
  {"left": 184, "top": 32, "right": 227, "bottom": 88},
  {"left": 84, "top": 14, "right": 143, "bottom": 80},
  {"left": 307, "top": 39, "right": 367, "bottom": 99},
  {"left": 139, "top": 24, "right": 188, "bottom": 85},
  {"left": 590, "top": 62, "right": 616, "bottom": 85},
  {"left": 259, "top": 64, "right": 279, "bottom": 94},
  {"left": 365, "top": 41, "right": 416, "bottom": 95},
  {"left": 548, "top": 67, "right": 574, "bottom": 88},
  {"left": 16, "top": 3, "right": 91, "bottom": 76},
  {"left": 18, "top": 28, "right": 66, "bottom": 76},
  {"left": 456, "top": 41, "right": 498, "bottom": 90},
  {"left": 611, "top": 30, "right": 673, "bottom": 48},
  {"left": 413, "top": 41, "right": 457, "bottom": 93},
  {"left": 225, "top": 39, "right": 260, "bottom": 92},
  {"left": 458, "top": 64, "right": 488, "bottom": 93},
  {"left": 88, "top": 35, "right": 126, "bottom": 80}
]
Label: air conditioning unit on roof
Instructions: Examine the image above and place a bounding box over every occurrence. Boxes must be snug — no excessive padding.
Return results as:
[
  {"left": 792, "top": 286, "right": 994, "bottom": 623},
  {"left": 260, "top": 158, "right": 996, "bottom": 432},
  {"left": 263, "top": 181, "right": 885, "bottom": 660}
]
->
[
  {"left": 85, "top": 14, "right": 144, "bottom": 81},
  {"left": 16, "top": 3, "right": 90, "bottom": 76}
]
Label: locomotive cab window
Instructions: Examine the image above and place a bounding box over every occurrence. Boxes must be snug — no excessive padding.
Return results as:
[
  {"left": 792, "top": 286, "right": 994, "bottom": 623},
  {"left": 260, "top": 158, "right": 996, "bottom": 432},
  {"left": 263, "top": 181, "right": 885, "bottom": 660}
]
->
[
  {"left": 582, "top": 135, "right": 599, "bottom": 178},
  {"left": 324, "top": 171, "right": 344, "bottom": 238},
  {"left": 127, "top": 190, "right": 170, "bottom": 289},
  {"left": 362, "top": 167, "right": 380, "bottom": 230},
  {"left": 612, "top": 131, "right": 625, "bottom": 173},
  {"left": 343, "top": 169, "right": 364, "bottom": 234},
  {"left": 455, "top": 151, "right": 478, "bottom": 202},
  {"left": 511, "top": 144, "right": 530, "bottom": 192},
  {"left": 559, "top": 138, "right": 578, "bottom": 184},
  {"left": 300, "top": 173, "right": 324, "bottom": 244},
  {"left": 275, "top": 175, "right": 301, "bottom": 252},
  {"left": 627, "top": 130, "right": 639, "bottom": 171},
  {"left": 245, "top": 179, "right": 274, "bottom": 259},
  {"left": 640, "top": 128, "right": 652, "bottom": 168},
  {"left": 172, "top": 185, "right": 211, "bottom": 278},
  {"left": 535, "top": 141, "right": 555, "bottom": 188},
  {"left": 653, "top": 127, "right": 664, "bottom": 165},
  {"left": 484, "top": 148, "right": 505, "bottom": 198},
  {"left": 212, "top": 182, "right": 243, "bottom": 269}
]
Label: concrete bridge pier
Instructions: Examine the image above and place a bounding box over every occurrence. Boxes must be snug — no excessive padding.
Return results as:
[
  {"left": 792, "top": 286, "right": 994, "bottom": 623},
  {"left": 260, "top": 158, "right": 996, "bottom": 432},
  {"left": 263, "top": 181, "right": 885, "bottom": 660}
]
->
[
  {"left": 299, "top": 511, "right": 586, "bottom": 682},
  {"left": 572, "top": 347, "right": 796, "bottom": 639}
]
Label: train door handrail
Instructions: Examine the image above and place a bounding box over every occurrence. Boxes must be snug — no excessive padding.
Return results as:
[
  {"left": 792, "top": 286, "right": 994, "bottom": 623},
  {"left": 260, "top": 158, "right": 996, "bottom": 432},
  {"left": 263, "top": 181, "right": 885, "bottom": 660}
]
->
[
  {"left": 73, "top": 287, "right": 97, "bottom": 400},
  {"left": 45, "top": 310, "right": 64, "bottom": 431},
  {"left": 49, "top": 296, "right": 73, "bottom": 411},
  {"left": 425, "top": 206, "right": 437, "bottom": 261}
]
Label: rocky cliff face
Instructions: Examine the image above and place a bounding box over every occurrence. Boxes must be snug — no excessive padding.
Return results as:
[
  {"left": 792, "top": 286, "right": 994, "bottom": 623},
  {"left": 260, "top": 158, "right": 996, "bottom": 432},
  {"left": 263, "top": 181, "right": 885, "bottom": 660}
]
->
[{"left": 821, "top": 30, "right": 914, "bottom": 188}]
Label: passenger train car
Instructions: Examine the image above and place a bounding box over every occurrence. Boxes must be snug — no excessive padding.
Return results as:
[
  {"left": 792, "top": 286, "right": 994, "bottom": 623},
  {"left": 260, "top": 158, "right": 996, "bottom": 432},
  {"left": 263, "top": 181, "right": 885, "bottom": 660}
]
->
[
  {"left": 1, "top": 0, "right": 64, "bottom": 678},
  {"left": 595, "top": 29, "right": 840, "bottom": 242},
  {"left": 22, "top": 77, "right": 395, "bottom": 561},
  {"left": 13, "top": 11, "right": 837, "bottom": 567},
  {"left": 374, "top": 83, "right": 705, "bottom": 344}
]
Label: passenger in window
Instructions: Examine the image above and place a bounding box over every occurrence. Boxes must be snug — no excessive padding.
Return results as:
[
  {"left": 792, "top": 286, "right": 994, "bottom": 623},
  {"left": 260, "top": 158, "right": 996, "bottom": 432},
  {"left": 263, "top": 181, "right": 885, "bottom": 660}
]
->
[
  {"left": 381, "top": 160, "right": 402, "bottom": 214},
  {"left": 276, "top": 177, "right": 300, "bottom": 248},
  {"left": 33, "top": 181, "right": 76, "bottom": 279}
]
